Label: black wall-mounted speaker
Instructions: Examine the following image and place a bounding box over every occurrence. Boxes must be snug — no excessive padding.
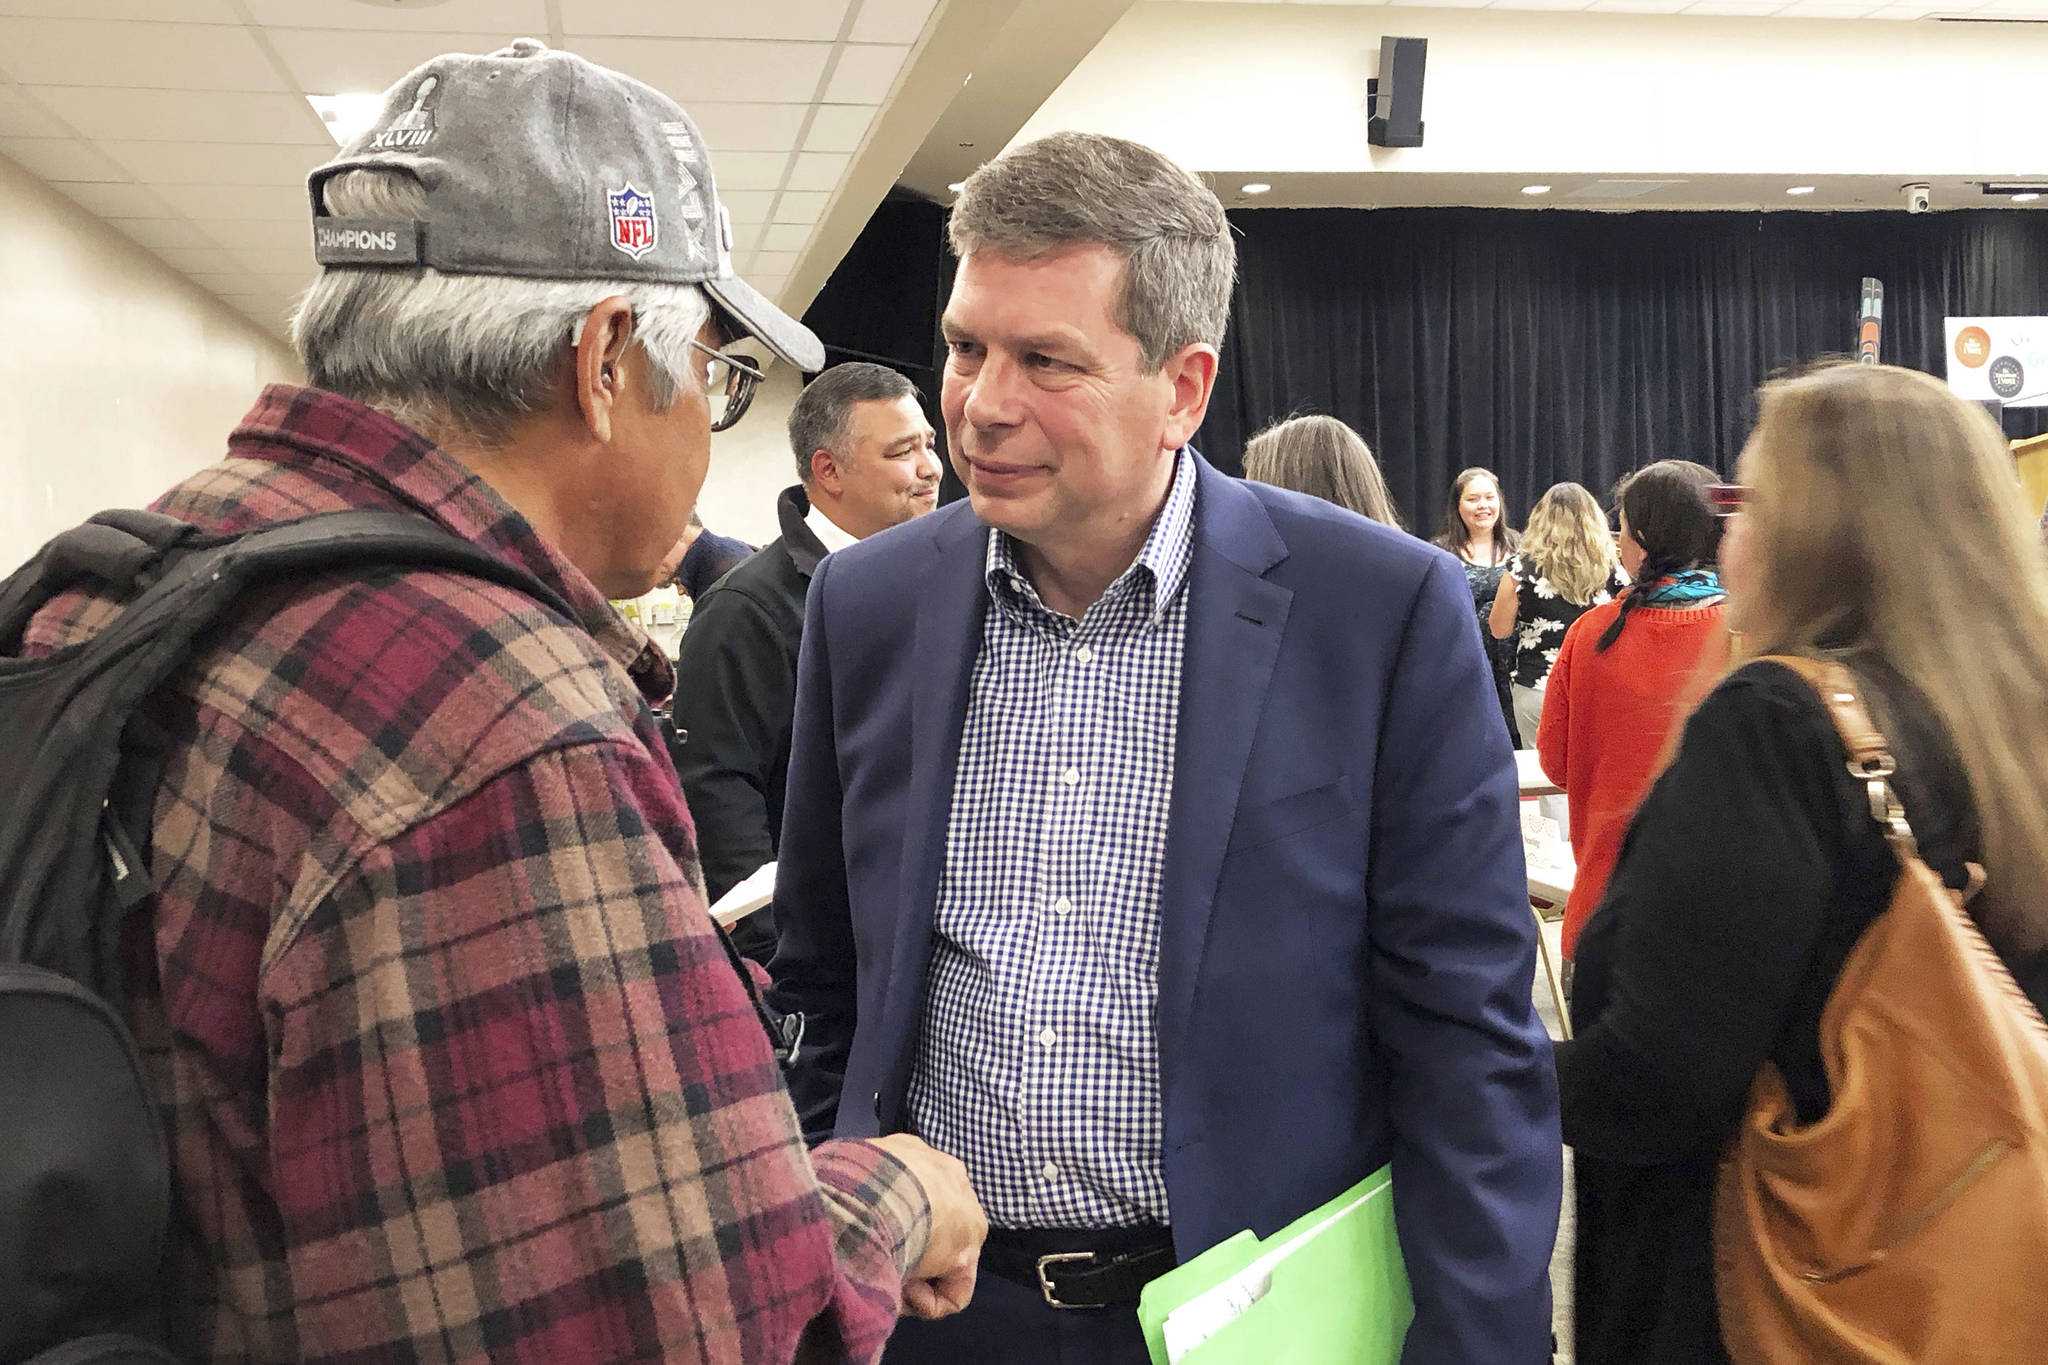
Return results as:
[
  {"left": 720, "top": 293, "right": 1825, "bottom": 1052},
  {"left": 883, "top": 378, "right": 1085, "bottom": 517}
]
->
[{"left": 1367, "top": 36, "right": 1427, "bottom": 149}]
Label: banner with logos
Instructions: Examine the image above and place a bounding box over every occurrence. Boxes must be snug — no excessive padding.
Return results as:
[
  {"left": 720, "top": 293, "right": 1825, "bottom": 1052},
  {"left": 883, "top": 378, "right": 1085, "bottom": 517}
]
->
[{"left": 1945, "top": 317, "right": 2048, "bottom": 408}]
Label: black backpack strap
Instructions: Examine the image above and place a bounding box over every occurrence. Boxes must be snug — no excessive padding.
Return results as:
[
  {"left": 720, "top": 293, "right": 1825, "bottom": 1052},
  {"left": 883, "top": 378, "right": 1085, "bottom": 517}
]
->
[{"left": 204, "top": 511, "right": 578, "bottom": 624}]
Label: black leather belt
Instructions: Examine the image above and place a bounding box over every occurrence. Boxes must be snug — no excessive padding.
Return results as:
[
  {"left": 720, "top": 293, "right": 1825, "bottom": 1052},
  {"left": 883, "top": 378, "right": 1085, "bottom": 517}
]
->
[{"left": 981, "top": 1225, "right": 1177, "bottom": 1309}]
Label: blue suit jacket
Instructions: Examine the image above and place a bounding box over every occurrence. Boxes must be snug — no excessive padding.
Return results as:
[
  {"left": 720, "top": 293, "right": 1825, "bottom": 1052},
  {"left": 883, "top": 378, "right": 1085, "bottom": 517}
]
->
[{"left": 767, "top": 455, "right": 1560, "bottom": 1363}]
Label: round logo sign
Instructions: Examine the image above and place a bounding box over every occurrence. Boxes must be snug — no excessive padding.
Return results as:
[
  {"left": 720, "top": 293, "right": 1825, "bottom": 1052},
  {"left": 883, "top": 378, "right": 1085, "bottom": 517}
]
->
[
  {"left": 1989, "top": 355, "right": 2025, "bottom": 400},
  {"left": 1954, "top": 326, "right": 1993, "bottom": 369}
]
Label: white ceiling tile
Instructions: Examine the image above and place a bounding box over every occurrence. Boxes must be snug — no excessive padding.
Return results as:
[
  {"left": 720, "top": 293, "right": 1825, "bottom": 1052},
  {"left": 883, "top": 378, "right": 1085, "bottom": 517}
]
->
[
  {"left": 29, "top": 87, "right": 331, "bottom": 144},
  {"left": 97, "top": 139, "right": 325, "bottom": 186},
  {"left": 1681, "top": 0, "right": 1787, "bottom": 10},
  {"left": 786, "top": 150, "right": 850, "bottom": 192},
  {"left": 712, "top": 150, "right": 792, "bottom": 191},
  {"left": 682, "top": 101, "right": 810, "bottom": 152},
  {"left": 113, "top": 217, "right": 214, "bottom": 251},
  {"left": 269, "top": 28, "right": 527, "bottom": 96},
  {"left": 156, "top": 183, "right": 304, "bottom": 219},
  {"left": 718, "top": 189, "right": 777, "bottom": 220},
  {"left": 802, "top": 103, "right": 876, "bottom": 154},
  {"left": 752, "top": 250, "right": 799, "bottom": 274},
  {"left": 849, "top": 0, "right": 938, "bottom": 43},
  {"left": 194, "top": 217, "right": 311, "bottom": 250},
  {"left": 1768, "top": 2, "right": 1885, "bottom": 12},
  {"left": 0, "top": 135, "right": 130, "bottom": 181},
  {"left": 147, "top": 243, "right": 242, "bottom": 273},
  {"left": 0, "top": 0, "right": 235, "bottom": 16},
  {"left": 725, "top": 219, "right": 764, "bottom": 251},
  {"left": 747, "top": 275, "right": 786, "bottom": 301},
  {"left": 0, "top": 18, "right": 285, "bottom": 91},
  {"left": 0, "top": 84, "right": 67, "bottom": 136},
  {"left": 1585, "top": 0, "right": 1698, "bottom": 9},
  {"left": 242, "top": 0, "right": 548, "bottom": 32},
  {"left": 567, "top": 37, "right": 831, "bottom": 104},
  {"left": 762, "top": 222, "right": 811, "bottom": 252},
  {"left": 561, "top": 0, "right": 850, "bottom": 41},
  {"left": 773, "top": 189, "right": 832, "bottom": 222},
  {"left": 56, "top": 180, "right": 172, "bottom": 217},
  {"left": 823, "top": 43, "right": 910, "bottom": 104},
  {"left": 230, "top": 245, "right": 318, "bottom": 272}
]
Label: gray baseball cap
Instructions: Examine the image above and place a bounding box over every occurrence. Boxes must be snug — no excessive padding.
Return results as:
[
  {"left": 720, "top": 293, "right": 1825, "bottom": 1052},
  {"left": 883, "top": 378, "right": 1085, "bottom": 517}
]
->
[{"left": 307, "top": 37, "right": 823, "bottom": 372}]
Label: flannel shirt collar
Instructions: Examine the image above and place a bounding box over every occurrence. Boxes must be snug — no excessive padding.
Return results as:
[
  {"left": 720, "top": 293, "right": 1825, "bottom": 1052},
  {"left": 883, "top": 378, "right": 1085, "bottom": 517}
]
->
[
  {"left": 984, "top": 446, "right": 1197, "bottom": 631},
  {"left": 230, "top": 384, "right": 675, "bottom": 702}
]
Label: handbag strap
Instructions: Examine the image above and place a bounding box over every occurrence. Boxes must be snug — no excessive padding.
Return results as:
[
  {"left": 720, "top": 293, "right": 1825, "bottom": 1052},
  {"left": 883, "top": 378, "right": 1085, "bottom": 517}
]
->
[{"left": 1755, "top": 655, "right": 1921, "bottom": 859}]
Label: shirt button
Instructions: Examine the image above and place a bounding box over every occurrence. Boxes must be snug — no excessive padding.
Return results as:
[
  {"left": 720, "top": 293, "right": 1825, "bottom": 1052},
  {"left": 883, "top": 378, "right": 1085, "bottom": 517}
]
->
[
  {"left": 1074, "top": 644, "right": 1095, "bottom": 664},
  {"left": 1060, "top": 767, "right": 1080, "bottom": 787},
  {"left": 1051, "top": 896, "right": 1073, "bottom": 916},
  {"left": 1038, "top": 1027, "right": 1058, "bottom": 1049},
  {"left": 1041, "top": 1161, "right": 1062, "bottom": 1181}
]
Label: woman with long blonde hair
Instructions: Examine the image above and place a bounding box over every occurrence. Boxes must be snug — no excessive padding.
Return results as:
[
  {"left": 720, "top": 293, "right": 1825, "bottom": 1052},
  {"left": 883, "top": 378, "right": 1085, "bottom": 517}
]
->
[
  {"left": 1487, "top": 481, "right": 1624, "bottom": 747},
  {"left": 1556, "top": 363, "right": 2048, "bottom": 1364},
  {"left": 1243, "top": 414, "right": 1404, "bottom": 529}
]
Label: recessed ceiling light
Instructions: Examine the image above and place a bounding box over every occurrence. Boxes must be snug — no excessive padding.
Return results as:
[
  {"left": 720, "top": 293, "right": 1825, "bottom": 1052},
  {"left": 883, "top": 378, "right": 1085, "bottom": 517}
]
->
[
  {"left": 947, "top": 182, "right": 966, "bottom": 193},
  {"left": 1520, "top": 184, "right": 1550, "bottom": 195},
  {"left": 1786, "top": 185, "right": 1816, "bottom": 196},
  {"left": 2015, "top": 193, "right": 2041, "bottom": 203},
  {"left": 1240, "top": 182, "right": 1272, "bottom": 195},
  {"left": 306, "top": 92, "right": 384, "bottom": 148}
]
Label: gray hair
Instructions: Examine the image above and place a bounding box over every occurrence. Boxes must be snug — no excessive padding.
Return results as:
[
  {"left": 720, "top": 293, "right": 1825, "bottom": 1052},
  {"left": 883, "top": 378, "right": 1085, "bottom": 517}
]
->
[
  {"left": 787, "top": 362, "right": 921, "bottom": 484},
  {"left": 1243, "top": 415, "right": 1404, "bottom": 530},
  {"left": 291, "top": 168, "right": 710, "bottom": 446},
  {"left": 947, "top": 131, "right": 1235, "bottom": 371}
]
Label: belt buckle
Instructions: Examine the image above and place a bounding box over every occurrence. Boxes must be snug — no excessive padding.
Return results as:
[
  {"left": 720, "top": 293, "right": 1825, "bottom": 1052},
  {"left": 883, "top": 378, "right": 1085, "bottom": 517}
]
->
[{"left": 1034, "top": 1251, "right": 1096, "bottom": 1309}]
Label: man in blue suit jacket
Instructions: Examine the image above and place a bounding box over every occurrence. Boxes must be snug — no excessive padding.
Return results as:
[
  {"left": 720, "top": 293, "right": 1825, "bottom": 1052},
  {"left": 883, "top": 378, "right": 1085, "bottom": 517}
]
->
[{"left": 769, "top": 132, "right": 1559, "bottom": 1364}]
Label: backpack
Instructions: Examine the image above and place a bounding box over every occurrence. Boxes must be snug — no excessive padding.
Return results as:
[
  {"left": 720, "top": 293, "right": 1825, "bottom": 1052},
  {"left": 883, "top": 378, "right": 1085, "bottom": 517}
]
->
[
  {"left": 1714, "top": 657, "right": 2048, "bottom": 1363},
  {"left": 0, "top": 509, "right": 576, "bottom": 1365}
]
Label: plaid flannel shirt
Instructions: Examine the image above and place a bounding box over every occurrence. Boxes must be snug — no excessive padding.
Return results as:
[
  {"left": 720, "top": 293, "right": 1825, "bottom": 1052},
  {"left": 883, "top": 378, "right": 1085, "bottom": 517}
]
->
[{"left": 21, "top": 385, "right": 928, "bottom": 1364}]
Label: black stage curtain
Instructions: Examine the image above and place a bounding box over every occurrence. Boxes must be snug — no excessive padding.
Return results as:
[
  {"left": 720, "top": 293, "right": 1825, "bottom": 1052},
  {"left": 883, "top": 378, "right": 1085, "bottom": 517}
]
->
[
  {"left": 1210, "top": 207, "right": 2048, "bottom": 531},
  {"left": 800, "top": 192, "right": 966, "bottom": 502},
  {"left": 802, "top": 202, "right": 2048, "bottom": 529}
]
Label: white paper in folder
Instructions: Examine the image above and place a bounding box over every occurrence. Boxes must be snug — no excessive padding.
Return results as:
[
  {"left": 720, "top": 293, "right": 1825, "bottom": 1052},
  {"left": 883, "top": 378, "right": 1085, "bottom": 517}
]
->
[{"left": 708, "top": 861, "right": 775, "bottom": 928}]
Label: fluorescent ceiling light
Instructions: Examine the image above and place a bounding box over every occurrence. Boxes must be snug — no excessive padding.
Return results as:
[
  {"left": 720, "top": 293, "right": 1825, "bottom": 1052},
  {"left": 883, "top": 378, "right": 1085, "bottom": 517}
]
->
[
  {"left": 1240, "top": 182, "right": 1272, "bottom": 195},
  {"left": 947, "top": 181, "right": 966, "bottom": 193},
  {"left": 307, "top": 92, "right": 385, "bottom": 148},
  {"left": 1786, "top": 185, "right": 1816, "bottom": 196},
  {"left": 2014, "top": 193, "right": 2041, "bottom": 203},
  {"left": 1520, "top": 184, "right": 1550, "bottom": 195}
]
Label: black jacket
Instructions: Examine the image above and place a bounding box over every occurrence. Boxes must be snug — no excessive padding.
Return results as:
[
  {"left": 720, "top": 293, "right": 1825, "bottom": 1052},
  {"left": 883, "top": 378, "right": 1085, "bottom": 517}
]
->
[{"left": 668, "top": 485, "right": 830, "bottom": 961}]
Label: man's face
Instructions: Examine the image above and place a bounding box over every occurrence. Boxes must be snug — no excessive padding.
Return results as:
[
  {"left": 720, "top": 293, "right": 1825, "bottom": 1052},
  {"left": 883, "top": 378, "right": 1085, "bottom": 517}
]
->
[
  {"left": 939, "top": 244, "right": 1190, "bottom": 558},
  {"left": 823, "top": 394, "right": 941, "bottom": 538},
  {"left": 597, "top": 316, "right": 723, "bottom": 599}
]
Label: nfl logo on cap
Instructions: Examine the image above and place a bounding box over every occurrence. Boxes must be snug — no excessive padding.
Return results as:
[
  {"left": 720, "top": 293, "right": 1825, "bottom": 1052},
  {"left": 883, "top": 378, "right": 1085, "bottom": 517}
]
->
[{"left": 608, "top": 184, "right": 658, "bottom": 260}]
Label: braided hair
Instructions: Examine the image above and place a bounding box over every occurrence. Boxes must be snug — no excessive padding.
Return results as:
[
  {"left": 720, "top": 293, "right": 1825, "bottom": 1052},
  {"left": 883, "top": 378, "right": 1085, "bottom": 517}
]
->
[{"left": 1596, "top": 459, "right": 1724, "bottom": 653}]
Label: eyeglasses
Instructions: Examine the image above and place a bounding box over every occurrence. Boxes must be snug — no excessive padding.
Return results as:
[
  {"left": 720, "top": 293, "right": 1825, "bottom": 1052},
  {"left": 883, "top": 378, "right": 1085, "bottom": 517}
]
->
[
  {"left": 690, "top": 338, "right": 765, "bottom": 433},
  {"left": 1707, "top": 483, "right": 1751, "bottom": 517}
]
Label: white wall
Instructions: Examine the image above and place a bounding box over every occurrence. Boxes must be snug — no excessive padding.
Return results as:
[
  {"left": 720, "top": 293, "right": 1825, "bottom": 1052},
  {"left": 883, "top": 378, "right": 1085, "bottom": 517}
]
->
[
  {"left": 0, "top": 151, "right": 299, "bottom": 573},
  {"left": 694, "top": 361, "right": 805, "bottom": 548},
  {"left": 1021, "top": 2, "right": 2048, "bottom": 179}
]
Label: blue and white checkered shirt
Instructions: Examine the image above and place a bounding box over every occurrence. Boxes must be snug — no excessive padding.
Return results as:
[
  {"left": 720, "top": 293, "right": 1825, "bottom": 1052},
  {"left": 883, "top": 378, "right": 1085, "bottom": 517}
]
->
[{"left": 906, "top": 450, "right": 1198, "bottom": 1230}]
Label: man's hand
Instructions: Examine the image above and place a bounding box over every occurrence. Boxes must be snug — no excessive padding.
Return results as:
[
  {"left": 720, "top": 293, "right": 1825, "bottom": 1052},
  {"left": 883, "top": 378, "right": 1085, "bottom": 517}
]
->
[{"left": 870, "top": 1133, "right": 987, "bottom": 1319}]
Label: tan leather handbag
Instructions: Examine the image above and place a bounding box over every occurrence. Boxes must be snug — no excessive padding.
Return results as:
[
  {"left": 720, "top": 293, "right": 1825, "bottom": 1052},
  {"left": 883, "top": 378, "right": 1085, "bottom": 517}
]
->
[{"left": 1714, "top": 657, "right": 2048, "bottom": 1364}]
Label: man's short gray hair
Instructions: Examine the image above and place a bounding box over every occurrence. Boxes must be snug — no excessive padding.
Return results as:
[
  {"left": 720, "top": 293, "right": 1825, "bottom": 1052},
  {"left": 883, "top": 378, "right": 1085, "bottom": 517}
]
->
[
  {"left": 947, "top": 131, "right": 1235, "bottom": 372},
  {"left": 787, "top": 362, "right": 921, "bottom": 484},
  {"left": 291, "top": 168, "right": 710, "bottom": 446}
]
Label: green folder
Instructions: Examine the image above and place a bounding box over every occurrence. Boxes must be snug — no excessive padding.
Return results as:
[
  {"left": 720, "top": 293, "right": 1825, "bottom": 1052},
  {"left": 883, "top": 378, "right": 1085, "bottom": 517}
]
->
[{"left": 1137, "top": 1165, "right": 1412, "bottom": 1365}]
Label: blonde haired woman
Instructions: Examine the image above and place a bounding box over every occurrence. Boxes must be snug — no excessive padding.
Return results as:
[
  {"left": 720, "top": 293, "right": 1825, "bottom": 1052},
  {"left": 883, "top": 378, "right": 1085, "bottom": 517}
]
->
[
  {"left": 1487, "top": 482, "right": 1624, "bottom": 746},
  {"left": 1242, "top": 414, "right": 1404, "bottom": 528},
  {"left": 1556, "top": 363, "right": 2048, "bottom": 1364}
]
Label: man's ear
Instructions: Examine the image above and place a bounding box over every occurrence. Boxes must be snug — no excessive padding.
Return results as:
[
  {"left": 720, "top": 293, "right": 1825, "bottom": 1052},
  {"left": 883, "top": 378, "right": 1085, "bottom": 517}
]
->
[
  {"left": 572, "top": 296, "right": 637, "bottom": 444},
  {"left": 1159, "top": 342, "right": 1219, "bottom": 451},
  {"left": 809, "top": 448, "right": 842, "bottom": 495}
]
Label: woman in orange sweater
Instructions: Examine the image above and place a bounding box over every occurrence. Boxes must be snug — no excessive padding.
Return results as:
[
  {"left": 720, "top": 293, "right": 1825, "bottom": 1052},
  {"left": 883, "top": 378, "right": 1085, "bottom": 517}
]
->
[{"left": 1537, "top": 460, "right": 1727, "bottom": 958}]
